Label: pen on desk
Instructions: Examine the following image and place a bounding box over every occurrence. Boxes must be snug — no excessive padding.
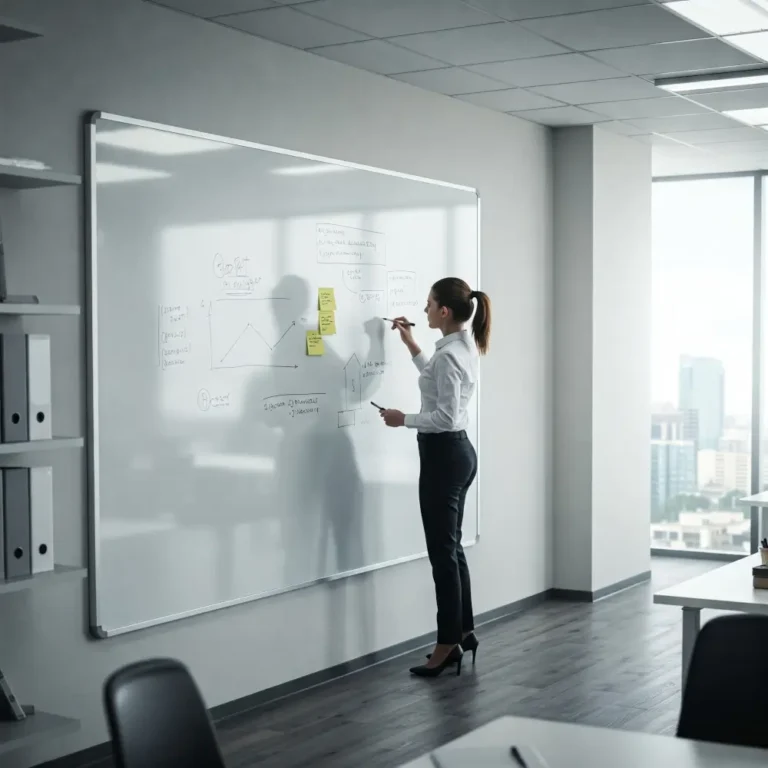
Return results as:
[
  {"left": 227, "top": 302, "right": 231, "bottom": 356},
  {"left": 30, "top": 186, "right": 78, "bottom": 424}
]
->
[
  {"left": 383, "top": 318, "right": 416, "bottom": 327},
  {"left": 762, "top": 538, "right": 768, "bottom": 549},
  {"left": 510, "top": 747, "right": 527, "bottom": 767}
]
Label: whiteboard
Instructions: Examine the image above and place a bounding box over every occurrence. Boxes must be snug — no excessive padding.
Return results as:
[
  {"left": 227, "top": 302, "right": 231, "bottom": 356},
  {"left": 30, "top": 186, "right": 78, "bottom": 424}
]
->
[{"left": 85, "top": 112, "right": 480, "bottom": 637}]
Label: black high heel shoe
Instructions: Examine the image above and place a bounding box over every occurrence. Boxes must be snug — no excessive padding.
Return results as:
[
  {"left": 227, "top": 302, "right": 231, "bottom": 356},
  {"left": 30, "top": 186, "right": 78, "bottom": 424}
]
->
[
  {"left": 461, "top": 632, "right": 480, "bottom": 663},
  {"left": 410, "top": 647, "right": 463, "bottom": 678},
  {"left": 426, "top": 633, "right": 479, "bottom": 663}
]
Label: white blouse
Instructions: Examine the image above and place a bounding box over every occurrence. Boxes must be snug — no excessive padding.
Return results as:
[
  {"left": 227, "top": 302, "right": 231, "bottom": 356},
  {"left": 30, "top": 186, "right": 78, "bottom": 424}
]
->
[{"left": 403, "top": 330, "right": 478, "bottom": 433}]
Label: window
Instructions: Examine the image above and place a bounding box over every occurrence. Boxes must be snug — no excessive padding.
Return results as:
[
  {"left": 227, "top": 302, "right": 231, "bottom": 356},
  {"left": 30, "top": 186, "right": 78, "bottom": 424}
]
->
[{"left": 651, "top": 177, "right": 755, "bottom": 555}]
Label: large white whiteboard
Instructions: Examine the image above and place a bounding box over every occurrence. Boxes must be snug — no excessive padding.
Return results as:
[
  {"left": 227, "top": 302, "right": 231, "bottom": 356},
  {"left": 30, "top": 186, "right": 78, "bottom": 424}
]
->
[{"left": 85, "top": 112, "right": 480, "bottom": 637}]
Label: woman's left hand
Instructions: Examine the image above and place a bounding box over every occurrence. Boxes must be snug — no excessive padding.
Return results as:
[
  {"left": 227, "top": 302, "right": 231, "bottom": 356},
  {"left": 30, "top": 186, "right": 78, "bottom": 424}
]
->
[{"left": 380, "top": 409, "right": 406, "bottom": 428}]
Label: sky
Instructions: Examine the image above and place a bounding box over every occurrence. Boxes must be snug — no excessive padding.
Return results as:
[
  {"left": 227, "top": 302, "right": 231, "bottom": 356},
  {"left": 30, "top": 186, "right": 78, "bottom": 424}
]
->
[{"left": 652, "top": 177, "right": 755, "bottom": 418}]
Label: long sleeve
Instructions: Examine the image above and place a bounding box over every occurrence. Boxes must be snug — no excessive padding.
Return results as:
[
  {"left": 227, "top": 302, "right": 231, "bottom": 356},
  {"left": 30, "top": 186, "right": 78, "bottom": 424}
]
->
[
  {"left": 411, "top": 351, "right": 428, "bottom": 373},
  {"left": 404, "top": 353, "right": 463, "bottom": 431}
]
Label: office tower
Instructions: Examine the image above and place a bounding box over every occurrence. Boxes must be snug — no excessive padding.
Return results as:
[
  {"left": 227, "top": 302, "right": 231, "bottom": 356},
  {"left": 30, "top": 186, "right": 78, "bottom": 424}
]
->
[
  {"left": 679, "top": 356, "right": 725, "bottom": 451},
  {"left": 651, "top": 410, "right": 699, "bottom": 443},
  {"left": 651, "top": 439, "right": 697, "bottom": 521}
]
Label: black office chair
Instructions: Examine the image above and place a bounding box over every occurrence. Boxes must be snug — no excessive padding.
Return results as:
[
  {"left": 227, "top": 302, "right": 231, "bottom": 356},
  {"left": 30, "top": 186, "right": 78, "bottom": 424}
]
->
[
  {"left": 103, "top": 658, "right": 227, "bottom": 768},
  {"left": 678, "top": 614, "right": 768, "bottom": 749}
]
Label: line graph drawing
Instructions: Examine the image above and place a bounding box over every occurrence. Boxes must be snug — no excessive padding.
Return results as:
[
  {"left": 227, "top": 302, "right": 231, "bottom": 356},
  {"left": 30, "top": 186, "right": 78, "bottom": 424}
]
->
[{"left": 208, "top": 298, "right": 299, "bottom": 370}]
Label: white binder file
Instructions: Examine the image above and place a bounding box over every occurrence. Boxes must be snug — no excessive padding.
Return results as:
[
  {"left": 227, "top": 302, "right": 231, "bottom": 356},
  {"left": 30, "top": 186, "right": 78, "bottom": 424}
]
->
[
  {"left": 26, "top": 334, "right": 52, "bottom": 440},
  {"left": 30, "top": 466, "right": 53, "bottom": 574}
]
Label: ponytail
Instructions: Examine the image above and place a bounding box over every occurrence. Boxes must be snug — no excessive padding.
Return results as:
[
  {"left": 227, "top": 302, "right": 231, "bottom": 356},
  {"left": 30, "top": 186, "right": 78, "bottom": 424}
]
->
[{"left": 470, "top": 291, "right": 491, "bottom": 355}]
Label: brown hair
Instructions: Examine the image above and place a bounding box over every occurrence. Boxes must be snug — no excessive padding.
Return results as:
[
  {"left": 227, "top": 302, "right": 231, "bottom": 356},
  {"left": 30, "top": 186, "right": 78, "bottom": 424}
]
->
[{"left": 430, "top": 277, "right": 492, "bottom": 355}]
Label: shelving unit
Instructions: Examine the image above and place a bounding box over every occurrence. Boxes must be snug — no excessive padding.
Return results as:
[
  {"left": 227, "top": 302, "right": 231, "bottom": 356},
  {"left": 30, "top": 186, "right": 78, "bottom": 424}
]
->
[
  {"left": 0, "top": 19, "right": 85, "bottom": 748},
  {"left": 0, "top": 304, "right": 81, "bottom": 316},
  {"left": 0, "top": 16, "right": 43, "bottom": 45},
  {"left": 0, "top": 565, "right": 86, "bottom": 597},
  {"left": 0, "top": 712, "right": 79, "bottom": 756},
  {"left": 0, "top": 167, "right": 81, "bottom": 190},
  {"left": 0, "top": 438, "right": 84, "bottom": 456}
]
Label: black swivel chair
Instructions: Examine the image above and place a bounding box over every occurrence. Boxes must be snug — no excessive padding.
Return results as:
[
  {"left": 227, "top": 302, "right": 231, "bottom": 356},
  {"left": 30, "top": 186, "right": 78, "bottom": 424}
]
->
[
  {"left": 103, "top": 658, "right": 227, "bottom": 768},
  {"left": 678, "top": 613, "right": 768, "bottom": 749}
]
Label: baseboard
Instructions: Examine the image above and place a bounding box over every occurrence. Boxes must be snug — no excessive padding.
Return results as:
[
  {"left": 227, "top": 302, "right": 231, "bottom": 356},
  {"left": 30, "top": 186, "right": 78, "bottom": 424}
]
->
[
  {"left": 549, "top": 569, "right": 651, "bottom": 603},
  {"left": 33, "top": 589, "right": 550, "bottom": 768}
]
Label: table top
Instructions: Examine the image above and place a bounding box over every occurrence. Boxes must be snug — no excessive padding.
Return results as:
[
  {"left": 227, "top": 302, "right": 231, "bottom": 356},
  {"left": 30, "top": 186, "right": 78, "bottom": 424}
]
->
[
  {"left": 653, "top": 554, "right": 768, "bottom": 613},
  {"left": 401, "top": 717, "right": 767, "bottom": 767},
  {"left": 741, "top": 491, "right": 768, "bottom": 508}
]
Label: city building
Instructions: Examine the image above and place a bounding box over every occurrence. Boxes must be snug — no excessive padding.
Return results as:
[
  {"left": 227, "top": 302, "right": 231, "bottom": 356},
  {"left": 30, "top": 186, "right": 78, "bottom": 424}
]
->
[
  {"left": 650, "top": 439, "right": 696, "bottom": 521},
  {"left": 651, "top": 511, "right": 750, "bottom": 553},
  {"left": 679, "top": 356, "right": 725, "bottom": 450}
]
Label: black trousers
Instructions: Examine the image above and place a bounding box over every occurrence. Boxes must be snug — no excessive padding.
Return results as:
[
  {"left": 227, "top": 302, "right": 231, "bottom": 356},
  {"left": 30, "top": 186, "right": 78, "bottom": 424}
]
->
[{"left": 417, "top": 430, "right": 478, "bottom": 645}]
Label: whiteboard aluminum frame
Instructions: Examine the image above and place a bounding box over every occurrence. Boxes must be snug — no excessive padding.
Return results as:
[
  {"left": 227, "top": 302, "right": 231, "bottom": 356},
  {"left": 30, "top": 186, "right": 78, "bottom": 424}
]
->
[{"left": 84, "top": 111, "right": 481, "bottom": 638}]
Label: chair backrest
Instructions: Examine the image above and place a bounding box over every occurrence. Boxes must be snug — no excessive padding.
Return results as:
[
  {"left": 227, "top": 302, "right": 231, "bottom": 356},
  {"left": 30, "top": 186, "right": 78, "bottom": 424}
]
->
[
  {"left": 103, "top": 657, "right": 226, "bottom": 768},
  {"left": 678, "top": 614, "right": 768, "bottom": 749}
]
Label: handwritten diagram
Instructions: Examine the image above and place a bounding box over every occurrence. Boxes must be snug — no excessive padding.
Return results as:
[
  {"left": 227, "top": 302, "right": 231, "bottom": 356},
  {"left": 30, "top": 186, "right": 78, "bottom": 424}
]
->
[
  {"left": 208, "top": 298, "right": 298, "bottom": 370},
  {"left": 338, "top": 354, "right": 362, "bottom": 428}
]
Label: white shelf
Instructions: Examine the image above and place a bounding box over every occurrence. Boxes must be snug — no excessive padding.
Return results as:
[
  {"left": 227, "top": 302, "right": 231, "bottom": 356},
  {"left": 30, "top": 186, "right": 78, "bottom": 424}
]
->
[
  {"left": 0, "top": 304, "right": 81, "bottom": 316},
  {"left": 0, "top": 166, "right": 81, "bottom": 190},
  {"left": 0, "top": 565, "right": 86, "bottom": 597},
  {"left": 0, "top": 438, "right": 84, "bottom": 456},
  {"left": 0, "top": 712, "right": 79, "bottom": 756},
  {"left": 0, "top": 16, "right": 42, "bottom": 45}
]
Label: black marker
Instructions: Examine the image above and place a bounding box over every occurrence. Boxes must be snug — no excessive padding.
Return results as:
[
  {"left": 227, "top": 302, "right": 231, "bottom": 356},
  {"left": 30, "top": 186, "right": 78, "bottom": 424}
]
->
[
  {"left": 383, "top": 317, "right": 415, "bottom": 327},
  {"left": 371, "top": 401, "right": 385, "bottom": 410}
]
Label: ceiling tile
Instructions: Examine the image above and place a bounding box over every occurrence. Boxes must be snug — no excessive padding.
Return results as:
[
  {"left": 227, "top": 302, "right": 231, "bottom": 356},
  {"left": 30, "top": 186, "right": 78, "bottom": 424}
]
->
[
  {"left": 153, "top": 0, "right": 276, "bottom": 16},
  {"left": 706, "top": 140, "right": 768, "bottom": 154},
  {"left": 297, "top": 0, "right": 495, "bottom": 38},
  {"left": 215, "top": 6, "right": 369, "bottom": 47},
  {"left": 529, "top": 76, "right": 663, "bottom": 103},
  {"left": 626, "top": 112, "right": 739, "bottom": 132},
  {"left": 517, "top": 5, "right": 707, "bottom": 51},
  {"left": 665, "top": 126, "right": 768, "bottom": 144},
  {"left": 725, "top": 31, "right": 768, "bottom": 60},
  {"left": 457, "top": 88, "right": 563, "bottom": 111},
  {"left": 464, "top": 0, "right": 651, "bottom": 21},
  {"left": 392, "top": 22, "right": 567, "bottom": 65},
  {"left": 691, "top": 85, "right": 768, "bottom": 111},
  {"left": 597, "top": 120, "right": 649, "bottom": 135},
  {"left": 634, "top": 133, "right": 697, "bottom": 147},
  {"left": 468, "top": 53, "right": 624, "bottom": 86},
  {"left": 589, "top": 38, "right": 759, "bottom": 75},
  {"left": 390, "top": 67, "right": 508, "bottom": 95},
  {"left": 583, "top": 96, "right": 709, "bottom": 119},
  {"left": 512, "top": 105, "right": 608, "bottom": 125},
  {"left": 310, "top": 40, "right": 444, "bottom": 74},
  {"left": 665, "top": 0, "right": 768, "bottom": 36}
]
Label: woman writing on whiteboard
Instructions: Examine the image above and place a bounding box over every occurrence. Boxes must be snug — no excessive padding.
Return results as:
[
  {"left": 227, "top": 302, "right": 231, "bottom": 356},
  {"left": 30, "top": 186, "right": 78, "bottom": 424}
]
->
[{"left": 380, "top": 278, "right": 491, "bottom": 678}]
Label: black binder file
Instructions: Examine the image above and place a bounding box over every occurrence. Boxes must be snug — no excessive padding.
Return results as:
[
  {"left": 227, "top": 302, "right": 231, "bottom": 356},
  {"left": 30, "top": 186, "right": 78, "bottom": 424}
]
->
[
  {"left": 0, "top": 334, "right": 29, "bottom": 443},
  {"left": 3, "top": 468, "right": 31, "bottom": 579}
]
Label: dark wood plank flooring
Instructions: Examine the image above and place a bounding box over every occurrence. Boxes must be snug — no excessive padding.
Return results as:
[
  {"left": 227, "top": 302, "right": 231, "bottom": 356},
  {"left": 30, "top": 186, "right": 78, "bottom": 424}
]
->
[{"left": 88, "top": 558, "right": 720, "bottom": 768}]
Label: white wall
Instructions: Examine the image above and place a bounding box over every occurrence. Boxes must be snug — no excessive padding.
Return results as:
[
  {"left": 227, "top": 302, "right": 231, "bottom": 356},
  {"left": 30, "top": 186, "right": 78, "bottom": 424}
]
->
[
  {"left": 0, "top": 1, "right": 553, "bottom": 763},
  {"left": 552, "top": 126, "right": 651, "bottom": 594},
  {"left": 591, "top": 127, "right": 652, "bottom": 592}
]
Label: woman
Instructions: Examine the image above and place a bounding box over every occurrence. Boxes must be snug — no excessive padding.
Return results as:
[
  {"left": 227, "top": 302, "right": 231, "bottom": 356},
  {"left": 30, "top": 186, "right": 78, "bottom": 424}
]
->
[{"left": 380, "top": 277, "right": 491, "bottom": 678}]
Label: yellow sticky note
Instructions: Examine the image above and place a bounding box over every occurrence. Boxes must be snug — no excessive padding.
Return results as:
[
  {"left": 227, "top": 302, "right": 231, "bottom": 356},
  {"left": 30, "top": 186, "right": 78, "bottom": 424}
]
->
[
  {"left": 318, "top": 288, "right": 337, "bottom": 311},
  {"left": 306, "top": 330, "right": 325, "bottom": 356},
  {"left": 319, "top": 311, "right": 336, "bottom": 336}
]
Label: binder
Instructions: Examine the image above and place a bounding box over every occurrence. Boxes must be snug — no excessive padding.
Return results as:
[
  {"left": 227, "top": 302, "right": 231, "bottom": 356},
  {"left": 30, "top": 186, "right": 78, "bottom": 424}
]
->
[
  {"left": 0, "top": 334, "right": 28, "bottom": 443},
  {"left": 0, "top": 667, "right": 26, "bottom": 722},
  {"left": 26, "top": 334, "right": 52, "bottom": 441},
  {"left": 3, "top": 468, "right": 31, "bottom": 579},
  {"left": 30, "top": 466, "right": 53, "bottom": 574}
]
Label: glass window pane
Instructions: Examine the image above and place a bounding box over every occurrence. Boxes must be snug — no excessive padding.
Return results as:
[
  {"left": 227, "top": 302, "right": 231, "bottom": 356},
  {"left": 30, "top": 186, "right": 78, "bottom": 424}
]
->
[{"left": 651, "top": 177, "right": 754, "bottom": 555}]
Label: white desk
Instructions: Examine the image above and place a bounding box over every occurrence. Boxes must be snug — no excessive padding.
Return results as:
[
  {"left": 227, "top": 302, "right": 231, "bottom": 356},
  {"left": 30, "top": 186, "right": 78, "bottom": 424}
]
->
[
  {"left": 654, "top": 554, "right": 768, "bottom": 685},
  {"left": 401, "top": 717, "right": 767, "bottom": 767}
]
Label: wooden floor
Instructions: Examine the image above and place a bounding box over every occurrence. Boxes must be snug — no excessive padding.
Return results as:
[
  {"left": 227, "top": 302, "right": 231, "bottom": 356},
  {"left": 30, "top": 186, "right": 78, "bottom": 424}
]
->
[{"left": 95, "top": 558, "right": 719, "bottom": 768}]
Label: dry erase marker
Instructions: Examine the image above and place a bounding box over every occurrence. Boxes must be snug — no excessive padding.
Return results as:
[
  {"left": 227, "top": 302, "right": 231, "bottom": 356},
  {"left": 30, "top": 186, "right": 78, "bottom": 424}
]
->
[
  {"left": 371, "top": 401, "right": 385, "bottom": 410},
  {"left": 383, "top": 318, "right": 415, "bottom": 327}
]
